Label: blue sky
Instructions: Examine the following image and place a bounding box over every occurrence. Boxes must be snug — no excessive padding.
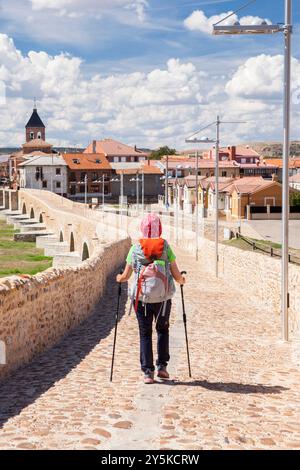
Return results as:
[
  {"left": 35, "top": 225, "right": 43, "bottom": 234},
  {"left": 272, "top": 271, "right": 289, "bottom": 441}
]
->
[
  {"left": 0, "top": 0, "right": 299, "bottom": 148},
  {"left": 2, "top": 0, "right": 299, "bottom": 72}
]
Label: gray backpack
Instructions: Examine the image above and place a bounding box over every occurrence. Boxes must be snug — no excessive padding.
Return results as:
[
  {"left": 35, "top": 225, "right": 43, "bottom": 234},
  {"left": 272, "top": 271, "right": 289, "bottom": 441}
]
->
[{"left": 130, "top": 240, "right": 176, "bottom": 312}]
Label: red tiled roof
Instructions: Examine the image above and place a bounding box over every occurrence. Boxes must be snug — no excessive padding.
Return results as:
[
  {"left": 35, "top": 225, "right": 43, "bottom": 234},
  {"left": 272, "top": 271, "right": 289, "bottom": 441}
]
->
[
  {"left": 62, "top": 153, "right": 111, "bottom": 170},
  {"left": 166, "top": 159, "right": 239, "bottom": 170},
  {"left": 84, "top": 139, "right": 148, "bottom": 157},
  {"left": 264, "top": 158, "right": 300, "bottom": 169}
]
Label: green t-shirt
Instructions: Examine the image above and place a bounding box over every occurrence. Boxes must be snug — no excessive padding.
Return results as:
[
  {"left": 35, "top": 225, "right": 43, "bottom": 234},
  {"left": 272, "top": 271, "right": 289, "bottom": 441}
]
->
[{"left": 126, "top": 242, "right": 176, "bottom": 265}]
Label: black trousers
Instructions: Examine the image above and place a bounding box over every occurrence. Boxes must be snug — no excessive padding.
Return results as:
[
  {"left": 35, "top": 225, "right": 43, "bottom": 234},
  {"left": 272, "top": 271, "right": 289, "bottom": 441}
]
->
[{"left": 136, "top": 300, "right": 171, "bottom": 374}]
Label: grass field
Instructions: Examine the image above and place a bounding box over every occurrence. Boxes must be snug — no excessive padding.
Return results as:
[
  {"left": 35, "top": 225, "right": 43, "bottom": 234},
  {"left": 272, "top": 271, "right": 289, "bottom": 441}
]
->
[
  {"left": 0, "top": 218, "right": 53, "bottom": 278},
  {"left": 223, "top": 236, "right": 300, "bottom": 262},
  {"left": 224, "top": 237, "right": 282, "bottom": 252}
]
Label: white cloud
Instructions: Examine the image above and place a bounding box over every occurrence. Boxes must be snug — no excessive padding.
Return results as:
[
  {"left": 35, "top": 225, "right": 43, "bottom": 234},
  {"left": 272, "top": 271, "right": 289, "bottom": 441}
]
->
[
  {"left": 226, "top": 54, "right": 300, "bottom": 99},
  {"left": 184, "top": 9, "right": 271, "bottom": 35},
  {"left": 0, "top": 34, "right": 299, "bottom": 149},
  {"left": 30, "top": 0, "right": 149, "bottom": 22}
]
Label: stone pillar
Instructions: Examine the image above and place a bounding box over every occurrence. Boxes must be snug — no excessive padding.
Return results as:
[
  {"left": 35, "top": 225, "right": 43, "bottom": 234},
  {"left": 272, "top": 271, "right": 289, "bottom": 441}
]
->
[
  {"left": 4, "top": 190, "right": 9, "bottom": 209},
  {"left": 246, "top": 205, "right": 252, "bottom": 221},
  {"left": 9, "top": 191, "right": 19, "bottom": 211}
]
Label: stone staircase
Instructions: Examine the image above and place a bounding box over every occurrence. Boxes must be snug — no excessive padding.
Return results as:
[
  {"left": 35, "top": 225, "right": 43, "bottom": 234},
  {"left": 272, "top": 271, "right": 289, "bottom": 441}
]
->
[
  {"left": 52, "top": 252, "right": 82, "bottom": 268},
  {"left": 0, "top": 207, "right": 82, "bottom": 268}
]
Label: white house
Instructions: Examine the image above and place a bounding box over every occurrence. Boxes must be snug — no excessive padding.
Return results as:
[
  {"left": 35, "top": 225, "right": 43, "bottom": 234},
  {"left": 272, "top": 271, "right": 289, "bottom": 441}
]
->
[
  {"left": 289, "top": 174, "right": 300, "bottom": 191},
  {"left": 19, "top": 154, "right": 68, "bottom": 196}
]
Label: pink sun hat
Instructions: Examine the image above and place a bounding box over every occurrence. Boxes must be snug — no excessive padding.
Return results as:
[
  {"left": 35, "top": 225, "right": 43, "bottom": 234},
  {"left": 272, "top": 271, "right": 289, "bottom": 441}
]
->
[{"left": 140, "top": 213, "right": 162, "bottom": 239}]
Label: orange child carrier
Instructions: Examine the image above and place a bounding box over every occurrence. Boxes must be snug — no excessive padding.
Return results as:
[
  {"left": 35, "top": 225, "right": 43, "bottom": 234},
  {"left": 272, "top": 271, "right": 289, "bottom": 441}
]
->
[{"left": 130, "top": 238, "right": 176, "bottom": 314}]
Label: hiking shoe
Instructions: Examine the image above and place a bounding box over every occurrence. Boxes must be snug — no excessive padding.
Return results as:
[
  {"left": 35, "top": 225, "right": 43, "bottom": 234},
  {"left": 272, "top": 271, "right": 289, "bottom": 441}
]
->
[
  {"left": 157, "top": 367, "right": 170, "bottom": 380},
  {"left": 144, "top": 372, "right": 155, "bottom": 384}
]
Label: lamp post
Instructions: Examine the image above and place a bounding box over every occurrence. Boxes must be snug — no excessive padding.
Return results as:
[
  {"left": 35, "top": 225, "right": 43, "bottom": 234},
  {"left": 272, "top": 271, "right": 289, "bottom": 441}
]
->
[
  {"left": 100, "top": 174, "right": 106, "bottom": 212},
  {"left": 84, "top": 174, "right": 88, "bottom": 205},
  {"left": 186, "top": 117, "right": 243, "bottom": 274},
  {"left": 165, "top": 155, "right": 169, "bottom": 210},
  {"left": 76, "top": 174, "right": 88, "bottom": 205},
  {"left": 141, "top": 172, "right": 145, "bottom": 216},
  {"left": 213, "top": 0, "right": 293, "bottom": 340},
  {"left": 130, "top": 174, "right": 143, "bottom": 215}
]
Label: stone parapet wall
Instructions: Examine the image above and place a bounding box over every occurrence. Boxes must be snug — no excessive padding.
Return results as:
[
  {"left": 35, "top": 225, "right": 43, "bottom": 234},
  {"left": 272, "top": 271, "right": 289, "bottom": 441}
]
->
[
  {"left": 100, "top": 210, "right": 300, "bottom": 340},
  {"left": 0, "top": 237, "right": 131, "bottom": 381}
]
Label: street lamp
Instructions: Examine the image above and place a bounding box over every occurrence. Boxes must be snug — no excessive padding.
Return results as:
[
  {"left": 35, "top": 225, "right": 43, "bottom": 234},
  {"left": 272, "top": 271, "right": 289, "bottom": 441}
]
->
[
  {"left": 186, "top": 116, "right": 244, "bottom": 275},
  {"left": 76, "top": 174, "right": 88, "bottom": 205},
  {"left": 130, "top": 174, "right": 143, "bottom": 214},
  {"left": 212, "top": 0, "right": 292, "bottom": 340}
]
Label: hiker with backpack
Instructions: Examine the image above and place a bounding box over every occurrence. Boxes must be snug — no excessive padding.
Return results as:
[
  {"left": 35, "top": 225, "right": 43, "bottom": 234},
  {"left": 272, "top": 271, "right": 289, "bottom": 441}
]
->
[{"left": 116, "top": 213, "right": 185, "bottom": 384}]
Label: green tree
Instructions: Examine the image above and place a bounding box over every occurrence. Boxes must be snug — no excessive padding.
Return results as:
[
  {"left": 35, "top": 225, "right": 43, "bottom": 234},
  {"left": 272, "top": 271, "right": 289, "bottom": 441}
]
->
[
  {"left": 290, "top": 191, "right": 300, "bottom": 207},
  {"left": 150, "top": 146, "right": 176, "bottom": 160}
]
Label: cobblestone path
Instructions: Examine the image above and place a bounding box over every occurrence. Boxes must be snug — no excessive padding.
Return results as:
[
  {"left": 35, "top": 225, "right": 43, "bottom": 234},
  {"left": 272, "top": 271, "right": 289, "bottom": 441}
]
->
[{"left": 0, "top": 248, "right": 300, "bottom": 450}]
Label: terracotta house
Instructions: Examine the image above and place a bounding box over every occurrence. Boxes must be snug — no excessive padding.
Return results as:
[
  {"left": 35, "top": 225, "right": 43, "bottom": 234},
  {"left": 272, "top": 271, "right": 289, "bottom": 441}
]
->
[{"left": 62, "top": 153, "right": 113, "bottom": 200}]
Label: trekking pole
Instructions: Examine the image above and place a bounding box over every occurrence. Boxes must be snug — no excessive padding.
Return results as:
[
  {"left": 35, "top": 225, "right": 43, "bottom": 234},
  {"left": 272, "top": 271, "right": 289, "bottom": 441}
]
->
[
  {"left": 180, "top": 271, "right": 192, "bottom": 378},
  {"left": 110, "top": 272, "right": 123, "bottom": 382}
]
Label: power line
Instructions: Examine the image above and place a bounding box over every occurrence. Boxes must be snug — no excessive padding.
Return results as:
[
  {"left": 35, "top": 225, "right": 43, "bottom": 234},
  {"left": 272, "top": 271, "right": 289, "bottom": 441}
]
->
[{"left": 214, "top": 0, "right": 257, "bottom": 26}]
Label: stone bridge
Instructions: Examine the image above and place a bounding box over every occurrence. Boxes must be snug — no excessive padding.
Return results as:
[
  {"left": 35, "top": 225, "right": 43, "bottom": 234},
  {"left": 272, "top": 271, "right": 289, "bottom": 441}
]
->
[{"left": 0, "top": 189, "right": 300, "bottom": 449}]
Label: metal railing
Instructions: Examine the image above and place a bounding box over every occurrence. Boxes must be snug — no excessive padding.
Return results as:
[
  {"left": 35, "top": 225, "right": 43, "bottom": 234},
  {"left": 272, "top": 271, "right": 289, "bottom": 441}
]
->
[{"left": 234, "top": 232, "right": 300, "bottom": 265}]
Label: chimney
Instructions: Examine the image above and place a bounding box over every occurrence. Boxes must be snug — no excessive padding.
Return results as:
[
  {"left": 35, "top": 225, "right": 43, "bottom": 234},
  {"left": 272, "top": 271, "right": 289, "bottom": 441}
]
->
[
  {"left": 229, "top": 146, "right": 236, "bottom": 161},
  {"left": 92, "top": 140, "right": 97, "bottom": 153},
  {"left": 134, "top": 145, "right": 137, "bottom": 152}
]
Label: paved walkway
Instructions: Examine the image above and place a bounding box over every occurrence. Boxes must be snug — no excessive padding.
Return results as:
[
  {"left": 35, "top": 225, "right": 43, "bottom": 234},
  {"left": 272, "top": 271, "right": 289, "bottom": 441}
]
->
[
  {"left": 0, "top": 248, "right": 300, "bottom": 450},
  {"left": 246, "top": 219, "right": 300, "bottom": 250}
]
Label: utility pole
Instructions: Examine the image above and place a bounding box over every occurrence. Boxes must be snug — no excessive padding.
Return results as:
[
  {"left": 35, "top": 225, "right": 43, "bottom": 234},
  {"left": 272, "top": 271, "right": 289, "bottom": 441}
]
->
[
  {"left": 212, "top": 0, "right": 293, "bottom": 340},
  {"left": 166, "top": 154, "right": 169, "bottom": 209},
  {"left": 142, "top": 171, "right": 145, "bottom": 216},
  {"left": 186, "top": 116, "right": 244, "bottom": 272},
  {"left": 195, "top": 151, "right": 199, "bottom": 261},
  {"left": 282, "top": 0, "right": 292, "bottom": 341},
  {"left": 84, "top": 173, "right": 88, "bottom": 205},
  {"left": 102, "top": 174, "right": 105, "bottom": 211},
  {"left": 215, "top": 116, "right": 220, "bottom": 278}
]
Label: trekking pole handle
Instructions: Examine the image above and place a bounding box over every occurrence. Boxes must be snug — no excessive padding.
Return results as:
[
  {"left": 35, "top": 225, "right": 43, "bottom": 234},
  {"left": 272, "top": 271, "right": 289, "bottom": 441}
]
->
[{"left": 117, "top": 270, "right": 124, "bottom": 294}]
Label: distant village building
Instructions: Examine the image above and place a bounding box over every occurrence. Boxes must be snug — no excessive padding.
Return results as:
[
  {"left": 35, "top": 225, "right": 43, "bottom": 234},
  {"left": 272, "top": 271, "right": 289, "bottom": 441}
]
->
[
  {"left": 62, "top": 153, "right": 113, "bottom": 200},
  {"left": 84, "top": 139, "right": 149, "bottom": 163},
  {"left": 0, "top": 155, "right": 9, "bottom": 181},
  {"left": 19, "top": 155, "right": 68, "bottom": 196},
  {"left": 289, "top": 174, "right": 300, "bottom": 192},
  {"left": 9, "top": 104, "right": 56, "bottom": 188}
]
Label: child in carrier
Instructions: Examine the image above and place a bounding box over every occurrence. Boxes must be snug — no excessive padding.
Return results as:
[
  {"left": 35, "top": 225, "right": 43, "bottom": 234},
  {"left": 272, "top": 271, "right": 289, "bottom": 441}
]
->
[{"left": 116, "top": 213, "right": 185, "bottom": 384}]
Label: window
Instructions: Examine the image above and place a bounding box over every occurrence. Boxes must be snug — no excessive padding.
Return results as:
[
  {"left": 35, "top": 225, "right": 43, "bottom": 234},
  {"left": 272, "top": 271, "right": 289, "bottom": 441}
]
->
[
  {"left": 42, "top": 180, "right": 47, "bottom": 188},
  {"left": 92, "top": 172, "right": 98, "bottom": 181},
  {"left": 121, "top": 157, "right": 126, "bottom": 163},
  {"left": 241, "top": 158, "right": 246, "bottom": 164},
  {"left": 70, "top": 172, "right": 76, "bottom": 182},
  {"left": 114, "top": 157, "right": 119, "bottom": 163},
  {"left": 264, "top": 197, "right": 275, "bottom": 206},
  {"left": 222, "top": 171, "right": 227, "bottom": 177},
  {"left": 56, "top": 181, "right": 61, "bottom": 189},
  {"left": 30, "top": 132, "right": 34, "bottom": 140},
  {"left": 56, "top": 168, "right": 61, "bottom": 176},
  {"left": 79, "top": 185, "right": 85, "bottom": 193},
  {"left": 81, "top": 172, "right": 87, "bottom": 181},
  {"left": 37, "top": 132, "right": 42, "bottom": 139}
]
